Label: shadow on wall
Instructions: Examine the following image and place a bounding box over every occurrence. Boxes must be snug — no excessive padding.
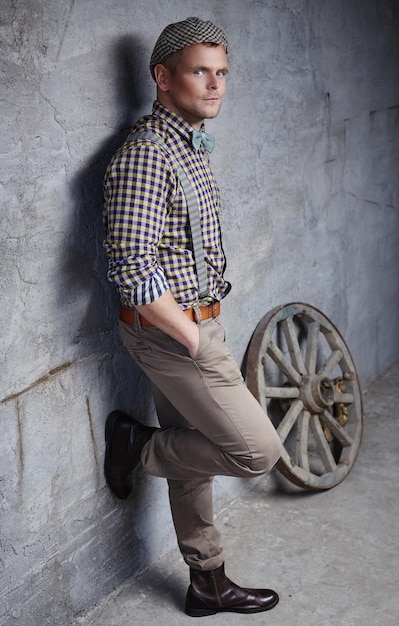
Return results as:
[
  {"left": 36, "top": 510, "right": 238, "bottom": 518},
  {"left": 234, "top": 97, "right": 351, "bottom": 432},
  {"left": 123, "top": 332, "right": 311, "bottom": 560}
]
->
[{"left": 59, "top": 34, "right": 155, "bottom": 416}]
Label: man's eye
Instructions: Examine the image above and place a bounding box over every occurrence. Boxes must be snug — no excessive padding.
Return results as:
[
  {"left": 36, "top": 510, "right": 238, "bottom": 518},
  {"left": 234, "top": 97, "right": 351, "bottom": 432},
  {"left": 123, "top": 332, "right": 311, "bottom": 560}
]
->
[{"left": 194, "top": 70, "right": 203, "bottom": 76}]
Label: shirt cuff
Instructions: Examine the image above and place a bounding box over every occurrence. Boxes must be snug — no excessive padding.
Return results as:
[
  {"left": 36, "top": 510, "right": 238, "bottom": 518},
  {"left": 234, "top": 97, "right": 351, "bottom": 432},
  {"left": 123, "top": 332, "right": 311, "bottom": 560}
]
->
[{"left": 131, "top": 267, "right": 169, "bottom": 306}]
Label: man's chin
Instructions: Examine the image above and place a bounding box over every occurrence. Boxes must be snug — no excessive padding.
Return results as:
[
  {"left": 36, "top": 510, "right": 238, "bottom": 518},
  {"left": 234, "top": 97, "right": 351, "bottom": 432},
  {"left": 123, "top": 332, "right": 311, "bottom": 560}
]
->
[{"left": 203, "top": 105, "right": 222, "bottom": 120}]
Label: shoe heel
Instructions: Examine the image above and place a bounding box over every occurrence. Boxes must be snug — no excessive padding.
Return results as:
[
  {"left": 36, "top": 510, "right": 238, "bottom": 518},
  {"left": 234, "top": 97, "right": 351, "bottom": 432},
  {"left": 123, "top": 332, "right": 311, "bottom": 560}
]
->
[{"left": 185, "top": 589, "right": 218, "bottom": 617}]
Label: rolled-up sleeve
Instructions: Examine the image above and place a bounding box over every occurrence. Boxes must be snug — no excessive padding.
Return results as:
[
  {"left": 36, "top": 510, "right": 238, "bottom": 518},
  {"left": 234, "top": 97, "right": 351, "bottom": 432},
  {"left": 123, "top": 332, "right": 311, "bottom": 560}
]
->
[{"left": 103, "top": 141, "right": 176, "bottom": 305}]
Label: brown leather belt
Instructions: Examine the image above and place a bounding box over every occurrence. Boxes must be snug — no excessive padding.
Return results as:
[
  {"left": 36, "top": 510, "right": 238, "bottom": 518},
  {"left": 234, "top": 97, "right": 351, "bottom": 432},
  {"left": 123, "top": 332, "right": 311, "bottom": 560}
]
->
[{"left": 119, "top": 301, "right": 220, "bottom": 327}]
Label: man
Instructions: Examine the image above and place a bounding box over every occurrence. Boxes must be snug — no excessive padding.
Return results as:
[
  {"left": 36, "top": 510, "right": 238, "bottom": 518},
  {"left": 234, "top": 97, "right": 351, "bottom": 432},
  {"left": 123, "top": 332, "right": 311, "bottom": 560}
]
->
[{"left": 103, "top": 17, "right": 282, "bottom": 617}]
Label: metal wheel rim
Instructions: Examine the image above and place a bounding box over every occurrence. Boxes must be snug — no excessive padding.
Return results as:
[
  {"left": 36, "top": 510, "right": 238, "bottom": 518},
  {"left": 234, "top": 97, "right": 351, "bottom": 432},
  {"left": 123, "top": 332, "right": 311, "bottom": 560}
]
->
[{"left": 246, "top": 303, "right": 364, "bottom": 490}]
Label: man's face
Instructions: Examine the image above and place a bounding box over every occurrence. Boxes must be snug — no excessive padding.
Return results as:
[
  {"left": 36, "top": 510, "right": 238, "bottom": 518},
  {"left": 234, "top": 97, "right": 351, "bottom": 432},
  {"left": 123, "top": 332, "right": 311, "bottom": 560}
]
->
[{"left": 156, "top": 43, "right": 228, "bottom": 129}]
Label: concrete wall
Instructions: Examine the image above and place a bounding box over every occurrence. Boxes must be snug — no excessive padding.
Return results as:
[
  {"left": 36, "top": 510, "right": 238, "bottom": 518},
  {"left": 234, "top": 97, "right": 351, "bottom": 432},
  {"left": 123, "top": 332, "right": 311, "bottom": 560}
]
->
[{"left": 1, "top": 1, "right": 398, "bottom": 624}]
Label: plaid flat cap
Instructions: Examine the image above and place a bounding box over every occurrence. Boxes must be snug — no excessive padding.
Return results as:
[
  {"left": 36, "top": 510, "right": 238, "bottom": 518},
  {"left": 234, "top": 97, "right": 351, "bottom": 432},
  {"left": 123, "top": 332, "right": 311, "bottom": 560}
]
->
[{"left": 150, "top": 17, "right": 229, "bottom": 79}]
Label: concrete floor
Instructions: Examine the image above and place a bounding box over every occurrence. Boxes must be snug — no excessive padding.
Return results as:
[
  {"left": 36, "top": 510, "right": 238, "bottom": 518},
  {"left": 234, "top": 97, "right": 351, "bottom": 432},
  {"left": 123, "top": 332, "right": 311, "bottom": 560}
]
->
[{"left": 71, "top": 362, "right": 399, "bottom": 626}]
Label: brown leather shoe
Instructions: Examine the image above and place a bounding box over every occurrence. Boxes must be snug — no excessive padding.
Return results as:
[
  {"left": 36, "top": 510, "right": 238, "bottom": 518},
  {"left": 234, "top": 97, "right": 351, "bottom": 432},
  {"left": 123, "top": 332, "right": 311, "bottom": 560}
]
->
[
  {"left": 185, "top": 563, "right": 279, "bottom": 617},
  {"left": 104, "top": 410, "right": 157, "bottom": 500}
]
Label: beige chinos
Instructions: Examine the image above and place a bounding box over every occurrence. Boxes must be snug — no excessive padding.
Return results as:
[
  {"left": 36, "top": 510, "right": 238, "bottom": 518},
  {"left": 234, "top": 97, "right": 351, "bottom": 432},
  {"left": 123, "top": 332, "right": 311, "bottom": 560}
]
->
[{"left": 119, "top": 314, "right": 282, "bottom": 571}]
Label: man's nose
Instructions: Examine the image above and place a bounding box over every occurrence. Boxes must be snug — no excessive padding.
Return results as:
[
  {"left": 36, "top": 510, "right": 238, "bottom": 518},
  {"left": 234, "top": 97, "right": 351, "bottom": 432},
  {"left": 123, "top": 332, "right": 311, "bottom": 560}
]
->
[{"left": 208, "top": 74, "right": 220, "bottom": 89}]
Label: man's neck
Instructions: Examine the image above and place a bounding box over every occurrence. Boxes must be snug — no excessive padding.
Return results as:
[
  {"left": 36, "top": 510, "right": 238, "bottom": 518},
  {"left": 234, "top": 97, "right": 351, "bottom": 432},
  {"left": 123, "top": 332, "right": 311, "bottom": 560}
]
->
[{"left": 156, "top": 94, "right": 204, "bottom": 130}]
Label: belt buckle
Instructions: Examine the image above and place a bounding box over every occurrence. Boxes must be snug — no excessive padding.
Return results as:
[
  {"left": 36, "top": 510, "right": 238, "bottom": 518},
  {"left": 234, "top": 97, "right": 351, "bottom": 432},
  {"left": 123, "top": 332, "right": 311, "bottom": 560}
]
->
[{"left": 193, "top": 301, "right": 216, "bottom": 323}]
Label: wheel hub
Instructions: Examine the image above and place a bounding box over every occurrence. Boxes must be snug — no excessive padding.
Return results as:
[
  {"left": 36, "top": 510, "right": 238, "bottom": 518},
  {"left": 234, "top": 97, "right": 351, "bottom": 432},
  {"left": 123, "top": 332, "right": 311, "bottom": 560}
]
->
[{"left": 299, "top": 375, "right": 334, "bottom": 413}]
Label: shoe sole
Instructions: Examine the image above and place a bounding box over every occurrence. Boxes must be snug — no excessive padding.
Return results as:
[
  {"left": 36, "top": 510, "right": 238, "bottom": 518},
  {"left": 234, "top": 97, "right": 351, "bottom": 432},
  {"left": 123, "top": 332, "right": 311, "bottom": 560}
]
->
[
  {"left": 104, "top": 410, "right": 134, "bottom": 499},
  {"left": 185, "top": 594, "right": 279, "bottom": 617}
]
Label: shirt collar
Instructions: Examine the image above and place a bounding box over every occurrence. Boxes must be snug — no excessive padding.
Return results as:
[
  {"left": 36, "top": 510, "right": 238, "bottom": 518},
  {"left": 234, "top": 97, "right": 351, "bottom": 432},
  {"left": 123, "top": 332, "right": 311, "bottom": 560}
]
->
[{"left": 152, "top": 101, "right": 205, "bottom": 148}]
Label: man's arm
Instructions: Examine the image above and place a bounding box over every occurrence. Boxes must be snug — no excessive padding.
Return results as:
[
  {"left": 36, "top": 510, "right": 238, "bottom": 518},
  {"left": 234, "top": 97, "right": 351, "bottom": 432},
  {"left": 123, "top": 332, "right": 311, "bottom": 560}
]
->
[
  {"left": 135, "top": 290, "right": 200, "bottom": 359},
  {"left": 104, "top": 142, "right": 172, "bottom": 305}
]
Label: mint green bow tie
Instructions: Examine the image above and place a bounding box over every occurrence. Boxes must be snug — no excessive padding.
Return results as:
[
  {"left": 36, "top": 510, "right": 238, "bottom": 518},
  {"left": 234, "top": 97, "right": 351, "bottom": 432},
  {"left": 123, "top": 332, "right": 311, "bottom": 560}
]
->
[{"left": 191, "top": 130, "right": 215, "bottom": 153}]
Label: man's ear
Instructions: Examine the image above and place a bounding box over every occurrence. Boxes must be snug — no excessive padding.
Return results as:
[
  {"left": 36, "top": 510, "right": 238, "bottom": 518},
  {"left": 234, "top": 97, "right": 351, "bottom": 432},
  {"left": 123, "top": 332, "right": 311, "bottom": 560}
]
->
[{"left": 154, "top": 64, "right": 170, "bottom": 92}]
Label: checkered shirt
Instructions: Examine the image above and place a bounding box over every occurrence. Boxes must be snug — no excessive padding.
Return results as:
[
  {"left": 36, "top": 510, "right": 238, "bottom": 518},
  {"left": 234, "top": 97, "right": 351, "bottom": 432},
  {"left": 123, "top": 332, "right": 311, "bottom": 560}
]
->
[{"left": 103, "top": 101, "right": 230, "bottom": 310}]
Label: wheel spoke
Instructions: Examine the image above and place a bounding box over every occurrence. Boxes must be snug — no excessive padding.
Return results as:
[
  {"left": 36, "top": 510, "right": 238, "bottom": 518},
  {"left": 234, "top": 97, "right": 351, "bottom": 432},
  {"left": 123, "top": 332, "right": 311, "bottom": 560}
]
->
[
  {"left": 334, "top": 391, "right": 354, "bottom": 404},
  {"left": 320, "top": 410, "right": 353, "bottom": 447},
  {"left": 296, "top": 410, "right": 310, "bottom": 471},
  {"left": 305, "top": 320, "right": 319, "bottom": 374},
  {"left": 265, "top": 386, "right": 300, "bottom": 399},
  {"left": 318, "top": 349, "right": 343, "bottom": 377},
  {"left": 281, "top": 317, "right": 307, "bottom": 375},
  {"left": 277, "top": 399, "right": 304, "bottom": 443},
  {"left": 267, "top": 341, "right": 303, "bottom": 385},
  {"left": 310, "top": 415, "right": 337, "bottom": 472}
]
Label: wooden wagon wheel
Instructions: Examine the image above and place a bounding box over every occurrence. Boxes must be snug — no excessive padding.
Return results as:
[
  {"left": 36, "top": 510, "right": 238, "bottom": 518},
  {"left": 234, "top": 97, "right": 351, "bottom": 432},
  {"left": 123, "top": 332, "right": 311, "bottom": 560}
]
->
[{"left": 246, "top": 303, "right": 364, "bottom": 490}]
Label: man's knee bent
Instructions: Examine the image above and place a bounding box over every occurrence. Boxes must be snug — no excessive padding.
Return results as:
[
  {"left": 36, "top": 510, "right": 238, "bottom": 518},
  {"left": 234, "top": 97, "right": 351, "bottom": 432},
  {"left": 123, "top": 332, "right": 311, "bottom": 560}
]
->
[{"left": 249, "top": 429, "right": 283, "bottom": 475}]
